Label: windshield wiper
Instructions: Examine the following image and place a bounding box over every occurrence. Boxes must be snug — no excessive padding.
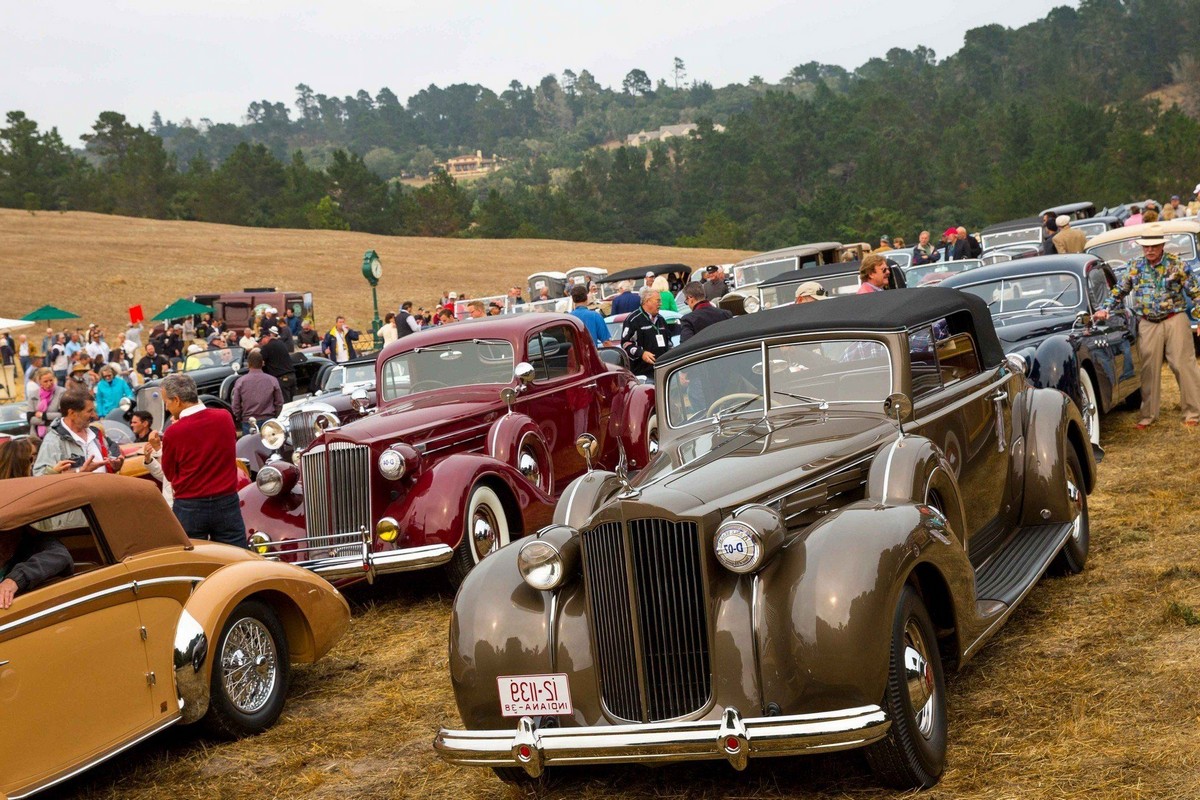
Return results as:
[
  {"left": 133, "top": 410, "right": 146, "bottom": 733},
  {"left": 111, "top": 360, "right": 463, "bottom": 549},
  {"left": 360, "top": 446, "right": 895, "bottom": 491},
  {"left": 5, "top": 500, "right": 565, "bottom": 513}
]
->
[
  {"left": 1038, "top": 284, "right": 1073, "bottom": 312},
  {"left": 412, "top": 345, "right": 453, "bottom": 353},
  {"left": 715, "top": 394, "right": 764, "bottom": 420},
  {"left": 773, "top": 390, "right": 827, "bottom": 405}
]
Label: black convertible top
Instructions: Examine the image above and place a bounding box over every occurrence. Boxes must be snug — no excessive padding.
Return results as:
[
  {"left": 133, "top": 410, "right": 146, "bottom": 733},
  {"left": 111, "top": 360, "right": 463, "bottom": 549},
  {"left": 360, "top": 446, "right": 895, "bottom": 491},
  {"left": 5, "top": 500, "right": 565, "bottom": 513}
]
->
[
  {"left": 599, "top": 263, "right": 692, "bottom": 284},
  {"left": 660, "top": 287, "right": 1005, "bottom": 368}
]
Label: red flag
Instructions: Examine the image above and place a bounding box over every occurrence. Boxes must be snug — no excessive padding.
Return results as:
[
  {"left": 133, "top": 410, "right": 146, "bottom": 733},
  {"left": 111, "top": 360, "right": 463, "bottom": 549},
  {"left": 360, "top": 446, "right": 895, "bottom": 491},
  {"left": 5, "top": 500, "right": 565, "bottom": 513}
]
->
[{"left": 129, "top": 305, "right": 144, "bottom": 324}]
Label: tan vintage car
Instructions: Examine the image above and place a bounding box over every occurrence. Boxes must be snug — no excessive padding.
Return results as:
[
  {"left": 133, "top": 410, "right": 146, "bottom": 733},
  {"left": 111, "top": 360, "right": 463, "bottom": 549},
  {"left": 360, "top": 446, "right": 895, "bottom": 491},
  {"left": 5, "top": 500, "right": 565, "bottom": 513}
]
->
[
  {"left": 0, "top": 474, "right": 350, "bottom": 799},
  {"left": 436, "top": 288, "right": 1095, "bottom": 790}
]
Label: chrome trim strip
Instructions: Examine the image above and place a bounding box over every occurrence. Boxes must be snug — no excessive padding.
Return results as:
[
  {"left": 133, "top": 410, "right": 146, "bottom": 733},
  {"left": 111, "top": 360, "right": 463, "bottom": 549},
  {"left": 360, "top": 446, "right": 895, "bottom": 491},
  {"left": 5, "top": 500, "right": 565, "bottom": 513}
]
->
[
  {"left": 435, "top": 705, "right": 889, "bottom": 774},
  {"left": 0, "top": 577, "right": 202, "bottom": 636},
  {"left": 767, "top": 453, "right": 874, "bottom": 509},
  {"left": 10, "top": 714, "right": 180, "bottom": 799},
  {"left": 304, "top": 543, "right": 455, "bottom": 581}
]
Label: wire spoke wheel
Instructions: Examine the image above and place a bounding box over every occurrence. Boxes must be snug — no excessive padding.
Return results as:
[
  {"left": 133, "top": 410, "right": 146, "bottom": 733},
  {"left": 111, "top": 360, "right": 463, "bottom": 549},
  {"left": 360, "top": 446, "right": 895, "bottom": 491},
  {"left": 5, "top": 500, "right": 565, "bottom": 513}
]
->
[{"left": 220, "top": 617, "right": 278, "bottom": 714}]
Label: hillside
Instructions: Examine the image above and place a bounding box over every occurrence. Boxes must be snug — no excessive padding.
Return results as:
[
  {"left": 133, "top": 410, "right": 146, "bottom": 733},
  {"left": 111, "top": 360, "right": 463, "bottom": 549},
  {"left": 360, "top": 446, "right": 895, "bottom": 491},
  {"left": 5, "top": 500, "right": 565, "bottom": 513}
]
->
[{"left": 0, "top": 209, "right": 750, "bottom": 335}]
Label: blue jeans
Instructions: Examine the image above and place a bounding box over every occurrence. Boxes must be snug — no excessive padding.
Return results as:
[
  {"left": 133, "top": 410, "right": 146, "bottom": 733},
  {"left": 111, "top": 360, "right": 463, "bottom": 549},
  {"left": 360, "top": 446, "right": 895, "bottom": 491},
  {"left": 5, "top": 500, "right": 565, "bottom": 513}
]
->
[{"left": 172, "top": 493, "right": 248, "bottom": 548}]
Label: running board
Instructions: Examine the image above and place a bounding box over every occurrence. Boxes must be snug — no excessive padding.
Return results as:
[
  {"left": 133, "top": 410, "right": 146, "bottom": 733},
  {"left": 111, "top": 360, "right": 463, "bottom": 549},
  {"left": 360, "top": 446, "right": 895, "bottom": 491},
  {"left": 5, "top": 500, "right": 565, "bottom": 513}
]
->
[{"left": 974, "top": 522, "right": 1074, "bottom": 606}]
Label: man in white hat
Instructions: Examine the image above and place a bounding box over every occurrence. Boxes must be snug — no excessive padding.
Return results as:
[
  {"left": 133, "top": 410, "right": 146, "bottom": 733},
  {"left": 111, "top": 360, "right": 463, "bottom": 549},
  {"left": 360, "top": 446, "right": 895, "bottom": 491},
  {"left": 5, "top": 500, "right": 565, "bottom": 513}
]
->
[
  {"left": 794, "top": 281, "right": 828, "bottom": 304},
  {"left": 1094, "top": 223, "right": 1200, "bottom": 428},
  {"left": 1052, "top": 215, "right": 1086, "bottom": 254}
]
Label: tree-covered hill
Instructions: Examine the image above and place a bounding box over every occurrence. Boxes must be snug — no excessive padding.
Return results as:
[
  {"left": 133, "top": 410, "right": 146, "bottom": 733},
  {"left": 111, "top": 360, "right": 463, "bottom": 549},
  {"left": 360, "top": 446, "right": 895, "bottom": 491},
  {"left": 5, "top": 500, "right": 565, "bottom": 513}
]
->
[{"left": 4, "top": 0, "right": 1200, "bottom": 250}]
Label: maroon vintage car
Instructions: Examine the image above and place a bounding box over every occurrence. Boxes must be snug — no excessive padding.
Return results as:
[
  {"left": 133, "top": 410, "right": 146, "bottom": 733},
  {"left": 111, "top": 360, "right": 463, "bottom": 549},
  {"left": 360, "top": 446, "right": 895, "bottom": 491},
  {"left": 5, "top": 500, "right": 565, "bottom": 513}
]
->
[{"left": 239, "top": 313, "right": 656, "bottom": 586}]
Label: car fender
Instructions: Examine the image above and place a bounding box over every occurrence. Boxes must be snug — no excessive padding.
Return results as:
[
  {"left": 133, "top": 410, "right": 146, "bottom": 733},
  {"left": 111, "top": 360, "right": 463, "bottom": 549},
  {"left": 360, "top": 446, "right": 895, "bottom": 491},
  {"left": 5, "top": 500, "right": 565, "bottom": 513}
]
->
[
  {"left": 448, "top": 541, "right": 600, "bottom": 729},
  {"left": 753, "top": 500, "right": 972, "bottom": 714},
  {"left": 552, "top": 470, "right": 624, "bottom": 529},
  {"left": 382, "top": 454, "right": 556, "bottom": 551},
  {"left": 486, "top": 412, "right": 553, "bottom": 494},
  {"left": 865, "top": 435, "right": 967, "bottom": 546},
  {"left": 611, "top": 382, "right": 656, "bottom": 470},
  {"left": 1029, "top": 336, "right": 1082, "bottom": 410},
  {"left": 173, "top": 560, "right": 350, "bottom": 724},
  {"left": 1019, "top": 386, "right": 1095, "bottom": 527}
]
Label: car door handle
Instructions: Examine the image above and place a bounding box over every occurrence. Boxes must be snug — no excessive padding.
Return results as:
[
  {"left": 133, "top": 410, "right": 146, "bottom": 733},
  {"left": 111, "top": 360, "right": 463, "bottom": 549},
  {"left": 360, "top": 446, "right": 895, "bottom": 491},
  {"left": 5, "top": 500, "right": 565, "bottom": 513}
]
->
[
  {"left": 583, "top": 382, "right": 598, "bottom": 390},
  {"left": 991, "top": 390, "right": 1008, "bottom": 452},
  {"left": 0, "top": 660, "right": 9, "bottom": 667}
]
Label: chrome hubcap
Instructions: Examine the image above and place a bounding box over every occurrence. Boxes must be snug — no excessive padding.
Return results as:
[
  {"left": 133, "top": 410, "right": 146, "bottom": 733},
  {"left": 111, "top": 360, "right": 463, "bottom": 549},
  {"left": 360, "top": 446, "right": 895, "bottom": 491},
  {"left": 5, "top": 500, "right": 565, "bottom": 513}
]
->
[
  {"left": 1067, "top": 479, "right": 1083, "bottom": 542},
  {"left": 903, "top": 621, "right": 936, "bottom": 739},
  {"left": 221, "top": 618, "right": 277, "bottom": 714},
  {"left": 517, "top": 446, "right": 541, "bottom": 486},
  {"left": 472, "top": 504, "right": 500, "bottom": 561}
]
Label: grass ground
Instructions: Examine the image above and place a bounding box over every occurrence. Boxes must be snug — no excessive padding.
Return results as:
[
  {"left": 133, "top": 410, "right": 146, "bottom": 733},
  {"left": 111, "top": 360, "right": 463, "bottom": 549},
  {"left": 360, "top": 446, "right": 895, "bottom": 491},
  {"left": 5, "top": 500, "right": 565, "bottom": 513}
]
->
[{"left": 8, "top": 212, "right": 1200, "bottom": 799}]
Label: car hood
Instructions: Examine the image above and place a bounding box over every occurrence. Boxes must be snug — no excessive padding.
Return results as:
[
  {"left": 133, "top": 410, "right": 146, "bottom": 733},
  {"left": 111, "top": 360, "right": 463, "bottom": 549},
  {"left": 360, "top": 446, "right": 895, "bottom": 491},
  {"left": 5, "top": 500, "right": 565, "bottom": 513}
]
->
[
  {"left": 629, "top": 410, "right": 894, "bottom": 517},
  {"left": 312, "top": 386, "right": 503, "bottom": 448},
  {"left": 992, "top": 312, "right": 1076, "bottom": 350}
]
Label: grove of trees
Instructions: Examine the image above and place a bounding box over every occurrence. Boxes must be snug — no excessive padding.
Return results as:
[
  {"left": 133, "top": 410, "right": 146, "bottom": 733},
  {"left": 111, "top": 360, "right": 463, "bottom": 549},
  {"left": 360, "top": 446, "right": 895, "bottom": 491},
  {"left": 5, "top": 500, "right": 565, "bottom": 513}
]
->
[{"left": 4, "top": 0, "right": 1200, "bottom": 251}]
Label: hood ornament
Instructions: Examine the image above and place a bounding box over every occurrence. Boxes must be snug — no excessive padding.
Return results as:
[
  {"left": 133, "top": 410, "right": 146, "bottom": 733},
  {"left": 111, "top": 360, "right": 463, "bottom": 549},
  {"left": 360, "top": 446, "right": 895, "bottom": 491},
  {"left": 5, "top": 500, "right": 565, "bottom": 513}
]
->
[{"left": 614, "top": 438, "right": 639, "bottom": 498}]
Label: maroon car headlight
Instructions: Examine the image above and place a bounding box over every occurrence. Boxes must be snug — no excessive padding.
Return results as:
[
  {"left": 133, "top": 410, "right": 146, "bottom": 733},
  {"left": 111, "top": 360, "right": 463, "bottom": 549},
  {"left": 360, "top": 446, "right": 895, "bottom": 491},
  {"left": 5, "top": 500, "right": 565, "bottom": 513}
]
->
[
  {"left": 714, "top": 505, "right": 786, "bottom": 574},
  {"left": 256, "top": 461, "right": 298, "bottom": 497},
  {"left": 378, "top": 443, "right": 420, "bottom": 481},
  {"left": 518, "top": 524, "right": 580, "bottom": 590}
]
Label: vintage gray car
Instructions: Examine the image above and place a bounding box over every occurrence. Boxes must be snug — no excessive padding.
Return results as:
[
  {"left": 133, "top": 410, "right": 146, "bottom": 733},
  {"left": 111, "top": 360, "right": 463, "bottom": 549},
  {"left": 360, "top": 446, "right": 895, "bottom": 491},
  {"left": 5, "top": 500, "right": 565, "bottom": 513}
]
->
[{"left": 435, "top": 288, "right": 1095, "bottom": 790}]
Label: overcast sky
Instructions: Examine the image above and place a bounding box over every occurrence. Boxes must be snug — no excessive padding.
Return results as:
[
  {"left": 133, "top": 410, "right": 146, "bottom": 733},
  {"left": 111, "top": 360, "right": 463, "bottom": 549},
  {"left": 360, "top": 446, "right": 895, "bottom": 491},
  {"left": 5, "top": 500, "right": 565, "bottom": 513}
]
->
[{"left": 3, "top": 0, "right": 1070, "bottom": 145}]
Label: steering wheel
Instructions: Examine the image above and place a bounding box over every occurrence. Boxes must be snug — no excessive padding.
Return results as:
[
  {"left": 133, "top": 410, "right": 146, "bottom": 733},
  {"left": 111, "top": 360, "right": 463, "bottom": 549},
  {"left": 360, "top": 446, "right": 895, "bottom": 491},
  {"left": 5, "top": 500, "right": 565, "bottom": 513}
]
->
[
  {"left": 408, "top": 380, "right": 449, "bottom": 394},
  {"left": 1027, "top": 299, "right": 1064, "bottom": 309},
  {"left": 706, "top": 392, "right": 761, "bottom": 417}
]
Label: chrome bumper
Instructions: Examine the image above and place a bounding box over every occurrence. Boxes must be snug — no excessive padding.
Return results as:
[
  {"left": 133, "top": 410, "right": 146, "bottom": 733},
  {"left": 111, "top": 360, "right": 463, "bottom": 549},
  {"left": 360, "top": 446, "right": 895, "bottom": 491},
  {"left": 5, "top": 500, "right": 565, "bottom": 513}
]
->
[
  {"left": 434, "top": 705, "right": 889, "bottom": 777},
  {"left": 254, "top": 528, "right": 454, "bottom": 583}
]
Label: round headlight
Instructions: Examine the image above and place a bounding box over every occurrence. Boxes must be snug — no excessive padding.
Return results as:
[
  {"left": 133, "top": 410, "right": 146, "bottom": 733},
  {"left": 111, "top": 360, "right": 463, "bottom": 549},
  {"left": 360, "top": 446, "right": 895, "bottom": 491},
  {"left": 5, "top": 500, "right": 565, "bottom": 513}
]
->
[
  {"left": 378, "top": 449, "right": 405, "bottom": 480},
  {"left": 714, "top": 521, "right": 763, "bottom": 574},
  {"left": 376, "top": 516, "right": 400, "bottom": 543},
  {"left": 744, "top": 295, "right": 761, "bottom": 314},
  {"left": 248, "top": 531, "right": 271, "bottom": 555},
  {"left": 256, "top": 465, "right": 284, "bottom": 497},
  {"left": 518, "top": 539, "right": 565, "bottom": 590},
  {"left": 260, "top": 419, "right": 286, "bottom": 450}
]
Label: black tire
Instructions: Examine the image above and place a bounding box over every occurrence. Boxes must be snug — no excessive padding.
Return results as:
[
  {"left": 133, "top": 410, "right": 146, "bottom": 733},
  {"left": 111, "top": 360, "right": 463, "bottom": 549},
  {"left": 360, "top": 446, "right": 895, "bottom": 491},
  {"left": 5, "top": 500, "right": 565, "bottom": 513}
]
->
[
  {"left": 1050, "top": 447, "right": 1089, "bottom": 575},
  {"left": 865, "top": 585, "right": 947, "bottom": 790},
  {"left": 204, "top": 599, "right": 291, "bottom": 738},
  {"left": 1122, "top": 386, "right": 1142, "bottom": 411},
  {"left": 492, "top": 766, "right": 558, "bottom": 792},
  {"left": 446, "top": 484, "right": 511, "bottom": 588}
]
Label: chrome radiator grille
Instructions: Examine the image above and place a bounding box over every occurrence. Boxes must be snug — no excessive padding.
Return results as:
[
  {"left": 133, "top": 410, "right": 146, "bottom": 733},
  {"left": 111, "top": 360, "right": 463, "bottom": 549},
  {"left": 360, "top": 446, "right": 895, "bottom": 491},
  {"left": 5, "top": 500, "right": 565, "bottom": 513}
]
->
[
  {"left": 301, "top": 442, "right": 372, "bottom": 545},
  {"left": 289, "top": 410, "right": 322, "bottom": 451},
  {"left": 582, "top": 519, "right": 711, "bottom": 722}
]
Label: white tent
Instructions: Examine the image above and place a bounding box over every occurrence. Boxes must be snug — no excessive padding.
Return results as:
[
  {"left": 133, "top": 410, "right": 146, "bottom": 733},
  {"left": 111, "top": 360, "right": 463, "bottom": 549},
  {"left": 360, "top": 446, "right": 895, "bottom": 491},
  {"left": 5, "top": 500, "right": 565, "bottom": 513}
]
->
[{"left": 0, "top": 317, "right": 35, "bottom": 331}]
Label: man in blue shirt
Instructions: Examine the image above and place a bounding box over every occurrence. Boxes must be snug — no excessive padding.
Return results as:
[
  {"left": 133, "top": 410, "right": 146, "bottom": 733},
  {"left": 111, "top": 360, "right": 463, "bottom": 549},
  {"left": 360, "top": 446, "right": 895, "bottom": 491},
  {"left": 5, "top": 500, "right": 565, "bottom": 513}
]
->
[
  {"left": 569, "top": 285, "right": 612, "bottom": 348},
  {"left": 609, "top": 281, "right": 641, "bottom": 316}
]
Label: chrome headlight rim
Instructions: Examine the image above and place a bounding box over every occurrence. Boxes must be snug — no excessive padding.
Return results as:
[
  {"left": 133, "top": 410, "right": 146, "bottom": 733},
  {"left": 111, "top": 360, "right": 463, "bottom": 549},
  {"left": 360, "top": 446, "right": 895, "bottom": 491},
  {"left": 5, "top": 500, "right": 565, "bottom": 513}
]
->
[
  {"left": 248, "top": 531, "right": 271, "bottom": 555},
  {"left": 378, "top": 449, "right": 405, "bottom": 480},
  {"left": 744, "top": 294, "right": 761, "bottom": 314},
  {"left": 256, "top": 464, "right": 284, "bottom": 497},
  {"left": 518, "top": 539, "right": 566, "bottom": 591},
  {"left": 260, "top": 419, "right": 286, "bottom": 450},
  {"left": 376, "top": 516, "right": 400, "bottom": 543},
  {"left": 713, "top": 520, "right": 764, "bottom": 574}
]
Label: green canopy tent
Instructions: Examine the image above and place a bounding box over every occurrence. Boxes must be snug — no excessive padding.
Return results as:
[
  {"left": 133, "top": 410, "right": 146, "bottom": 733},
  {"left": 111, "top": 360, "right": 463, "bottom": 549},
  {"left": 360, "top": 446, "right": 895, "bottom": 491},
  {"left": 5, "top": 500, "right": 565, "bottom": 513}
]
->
[
  {"left": 151, "top": 298, "right": 213, "bottom": 322},
  {"left": 21, "top": 305, "right": 81, "bottom": 322}
]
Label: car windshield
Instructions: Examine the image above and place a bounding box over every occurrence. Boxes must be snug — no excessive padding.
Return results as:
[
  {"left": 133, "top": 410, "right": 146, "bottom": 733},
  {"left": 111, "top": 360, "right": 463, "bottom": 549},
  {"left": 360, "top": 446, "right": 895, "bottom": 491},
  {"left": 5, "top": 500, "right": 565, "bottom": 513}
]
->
[
  {"left": 1074, "top": 221, "right": 1108, "bottom": 239},
  {"left": 956, "top": 273, "right": 1084, "bottom": 316},
  {"left": 379, "top": 339, "right": 514, "bottom": 401},
  {"left": 759, "top": 272, "right": 861, "bottom": 310},
  {"left": 1088, "top": 233, "right": 1198, "bottom": 266},
  {"left": 904, "top": 259, "right": 984, "bottom": 286},
  {"left": 981, "top": 227, "right": 1042, "bottom": 250},
  {"left": 326, "top": 362, "right": 376, "bottom": 392},
  {"left": 665, "top": 339, "right": 893, "bottom": 427},
  {"left": 0, "top": 403, "right": 26, "bottom": 423},
  {"left": 183, "top": 346, "right": 244, "bottom": 371},
  {"left": 733, "top": 257, "right": 799, "bottom": 288}
]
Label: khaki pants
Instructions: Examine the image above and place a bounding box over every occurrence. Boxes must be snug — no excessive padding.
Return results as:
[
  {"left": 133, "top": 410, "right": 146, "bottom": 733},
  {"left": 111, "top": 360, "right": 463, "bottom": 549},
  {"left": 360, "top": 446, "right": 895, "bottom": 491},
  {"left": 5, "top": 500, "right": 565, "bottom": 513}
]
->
[{"left": 1136, "top": 313, "right": 1200, "bottom": 423}]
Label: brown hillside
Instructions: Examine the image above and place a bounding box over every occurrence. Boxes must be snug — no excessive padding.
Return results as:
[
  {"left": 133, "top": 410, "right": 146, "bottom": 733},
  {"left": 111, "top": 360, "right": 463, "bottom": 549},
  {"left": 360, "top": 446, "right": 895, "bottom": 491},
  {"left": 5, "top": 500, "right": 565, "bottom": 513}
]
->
[{"left": 0, "top": 209, "right": 750, "bottom": 334}]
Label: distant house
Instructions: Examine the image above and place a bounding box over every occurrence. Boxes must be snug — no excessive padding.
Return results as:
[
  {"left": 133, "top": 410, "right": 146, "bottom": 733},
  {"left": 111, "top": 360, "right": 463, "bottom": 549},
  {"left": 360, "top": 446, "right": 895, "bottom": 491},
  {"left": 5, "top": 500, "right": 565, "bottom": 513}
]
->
[
  {"left": 625, "top": 123, "right": 725, "bottom": 147},
  {"left": 439, "top": 150, "right": 508, "bottom": 178}
]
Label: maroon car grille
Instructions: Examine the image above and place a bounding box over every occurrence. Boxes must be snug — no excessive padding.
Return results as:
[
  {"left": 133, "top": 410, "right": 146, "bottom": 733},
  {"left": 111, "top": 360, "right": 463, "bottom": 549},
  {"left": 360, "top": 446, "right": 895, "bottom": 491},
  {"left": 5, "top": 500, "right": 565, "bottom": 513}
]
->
[{"left": 582, "top": 519, "right": 711, "bottom": 722}]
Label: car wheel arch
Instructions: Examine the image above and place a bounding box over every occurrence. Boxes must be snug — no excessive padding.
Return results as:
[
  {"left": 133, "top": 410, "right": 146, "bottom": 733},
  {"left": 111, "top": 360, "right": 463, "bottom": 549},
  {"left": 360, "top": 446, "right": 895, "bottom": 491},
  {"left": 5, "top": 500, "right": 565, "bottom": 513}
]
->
[{"left": 906, "top": 563, "right": 961, "bottom": 673}]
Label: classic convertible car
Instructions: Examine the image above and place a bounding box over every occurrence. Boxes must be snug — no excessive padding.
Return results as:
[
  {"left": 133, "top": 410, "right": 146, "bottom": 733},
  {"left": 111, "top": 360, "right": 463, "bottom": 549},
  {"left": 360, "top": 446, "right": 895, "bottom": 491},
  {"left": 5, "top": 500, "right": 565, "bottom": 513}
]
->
[
  {"left": 941, "top": 254, "right": 1140, "bottom": 447},
  {"left": 436, "top": 288, "right": 1094, "bottom": 790},
  {"left": 0, "top": 474, "right": 349, "bottom": 799},
  {"left": 239, "top": 313, "right": 656, "bottom": 587}
]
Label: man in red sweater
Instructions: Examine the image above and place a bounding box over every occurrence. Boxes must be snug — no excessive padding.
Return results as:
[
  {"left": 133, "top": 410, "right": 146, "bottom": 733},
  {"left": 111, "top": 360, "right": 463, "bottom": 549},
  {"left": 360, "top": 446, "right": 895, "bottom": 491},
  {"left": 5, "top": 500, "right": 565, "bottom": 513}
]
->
[{"left": 160, "top": 373, "right": 247, "bottom": 547}]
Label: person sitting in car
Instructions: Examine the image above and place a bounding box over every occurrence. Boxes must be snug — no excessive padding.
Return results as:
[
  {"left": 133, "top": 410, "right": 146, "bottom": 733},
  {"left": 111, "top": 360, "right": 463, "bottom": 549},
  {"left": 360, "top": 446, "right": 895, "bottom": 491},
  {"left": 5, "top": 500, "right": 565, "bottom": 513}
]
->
[{"left": 0, "top": 436, "right": 74, "bottom": 609}]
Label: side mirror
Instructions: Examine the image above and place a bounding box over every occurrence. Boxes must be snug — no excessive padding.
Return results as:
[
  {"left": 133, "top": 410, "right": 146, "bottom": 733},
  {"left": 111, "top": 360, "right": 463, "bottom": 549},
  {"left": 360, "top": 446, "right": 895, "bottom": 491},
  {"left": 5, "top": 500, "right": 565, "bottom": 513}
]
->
[
  {"left": 883, "top": 393, "right": 913, "bottom": 432},
  {"left": 1074, "top": 310, "right": 1092, "bottom": 328},
  {"left": 514, "top": 362, "right": 536, "bottom": 386},
  {"left": 576, "top": 433, "right": 599, "bottom": 471},
  {"left": 500, "top": 387, "right": 517, "bottom": 414}
]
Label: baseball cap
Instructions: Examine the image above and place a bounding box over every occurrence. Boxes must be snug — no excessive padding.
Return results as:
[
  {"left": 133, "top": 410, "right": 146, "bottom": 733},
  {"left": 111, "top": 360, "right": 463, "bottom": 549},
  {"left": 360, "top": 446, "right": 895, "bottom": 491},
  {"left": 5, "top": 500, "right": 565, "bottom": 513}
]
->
[
  {"left": 879, "top": 234, "right": 890, "bottom": 243},
  {"left": 268, "top": 326, "right": 280, "bottom": 335},
  {"left": 943, "top": 227, "right": 957, "bottom": 237},
  {"left": 1172, "top": 195, "right": 1181, "bottom": 201},
  {"left": 1055, "top": 215, "right": 1070, "bottom": 227},
  {"left": 645, "top": 271, "right": 655, "bottom": 278},
  {"left": 187, "top": 344, "right": 203, "bottom": 355},
  {"left": 794, "top": 281, "right": 828, "bottom": 301},
  {"left": 449, "top": 291, "right": 458, "bottom": 300},
  {"left": 704, "top": 265, "right": 719, "bottom": 274}
]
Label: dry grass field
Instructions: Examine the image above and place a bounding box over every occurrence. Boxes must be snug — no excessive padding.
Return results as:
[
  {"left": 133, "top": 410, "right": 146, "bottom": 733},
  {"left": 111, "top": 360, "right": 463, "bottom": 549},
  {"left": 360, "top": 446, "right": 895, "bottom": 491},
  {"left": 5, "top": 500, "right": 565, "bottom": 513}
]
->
[{"left": 7, "top": 212, "right": 1200, "bottom": 799}]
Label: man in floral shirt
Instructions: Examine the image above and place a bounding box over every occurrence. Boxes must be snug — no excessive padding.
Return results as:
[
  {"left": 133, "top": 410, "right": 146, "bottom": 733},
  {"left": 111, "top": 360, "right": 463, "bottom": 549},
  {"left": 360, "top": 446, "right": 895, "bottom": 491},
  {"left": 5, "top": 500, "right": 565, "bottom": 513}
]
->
[{"left": 1095, "top": 225, "right": 1200, "bottom": 428}]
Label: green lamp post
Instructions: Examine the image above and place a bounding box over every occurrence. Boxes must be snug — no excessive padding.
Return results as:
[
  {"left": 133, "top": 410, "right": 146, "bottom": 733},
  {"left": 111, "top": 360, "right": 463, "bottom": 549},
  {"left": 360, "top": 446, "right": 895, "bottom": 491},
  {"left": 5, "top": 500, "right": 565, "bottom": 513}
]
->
[{"left": 362, "top": 249, "right": 383, "bottom": 350}]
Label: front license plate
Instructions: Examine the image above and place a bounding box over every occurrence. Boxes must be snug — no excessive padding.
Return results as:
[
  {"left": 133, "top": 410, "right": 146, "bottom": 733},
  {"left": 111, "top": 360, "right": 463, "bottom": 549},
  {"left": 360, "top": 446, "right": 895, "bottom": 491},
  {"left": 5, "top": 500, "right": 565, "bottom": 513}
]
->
[{"left": 498, "top": 673, "right": 573, "bottom": 717}]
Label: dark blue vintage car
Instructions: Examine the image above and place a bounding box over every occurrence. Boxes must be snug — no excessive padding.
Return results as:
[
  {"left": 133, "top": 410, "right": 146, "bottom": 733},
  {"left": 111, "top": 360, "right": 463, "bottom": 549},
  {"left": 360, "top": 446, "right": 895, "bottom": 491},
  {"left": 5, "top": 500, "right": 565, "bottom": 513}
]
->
[{"left": 941, "top": 254, "right": 1140, "bottom": 449}]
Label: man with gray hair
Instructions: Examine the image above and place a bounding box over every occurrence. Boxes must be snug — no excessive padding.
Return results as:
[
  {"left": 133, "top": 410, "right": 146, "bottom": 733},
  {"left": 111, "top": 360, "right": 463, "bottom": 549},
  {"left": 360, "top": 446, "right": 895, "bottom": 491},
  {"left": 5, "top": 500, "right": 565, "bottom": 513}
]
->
[
  {"left": 621, "top": 287, "right": 672, "bottom": 378},
  {"left": 160, "top": 373, "right": 246, "bottom": 546}
]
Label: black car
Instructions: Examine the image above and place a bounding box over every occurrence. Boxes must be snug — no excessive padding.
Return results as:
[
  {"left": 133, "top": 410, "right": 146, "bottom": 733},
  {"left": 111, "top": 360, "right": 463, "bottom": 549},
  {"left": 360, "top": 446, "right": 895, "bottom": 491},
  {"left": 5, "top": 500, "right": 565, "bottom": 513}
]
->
[{"left": 941, "top": 254, "right": 1140, "bottom": 450}]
